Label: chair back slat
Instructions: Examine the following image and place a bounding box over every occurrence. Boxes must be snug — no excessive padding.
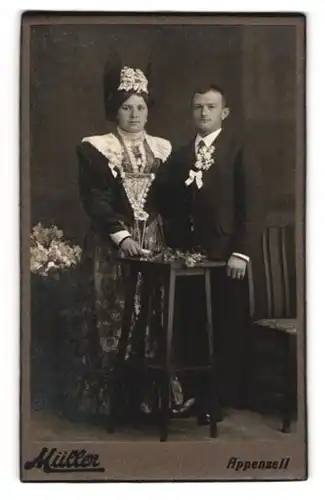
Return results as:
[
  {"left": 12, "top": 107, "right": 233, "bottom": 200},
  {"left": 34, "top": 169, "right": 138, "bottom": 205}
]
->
[
  {"left": 265, "top": 226, "right": 294, "bottom": 318},
  {"left": 262, "top": 229, "right": 273, "bottom": 317},
  {"left": 268, "top": 227, "right": 287, "bottom": 317},
  {"left": 253, "top": 225, "right": 295, "bottom": 319},
  {"left": 247, "top": 261, "right": 256, "bottom": 318},
  {"left": 280, "top": 226, "right": 291, "bottom": 317}
]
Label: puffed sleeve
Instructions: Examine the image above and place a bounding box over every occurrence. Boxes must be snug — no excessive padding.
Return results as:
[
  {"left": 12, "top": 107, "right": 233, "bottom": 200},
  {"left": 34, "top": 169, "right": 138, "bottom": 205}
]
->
[{"left": 77, "top": 142, "right": 131, "bottom": 240}]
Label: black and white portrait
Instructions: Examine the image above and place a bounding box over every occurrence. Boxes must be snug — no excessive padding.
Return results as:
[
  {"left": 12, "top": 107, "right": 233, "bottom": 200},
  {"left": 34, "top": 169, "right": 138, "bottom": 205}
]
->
[{"left": 20, "top": 13, "right": 306, "bottom": 481}]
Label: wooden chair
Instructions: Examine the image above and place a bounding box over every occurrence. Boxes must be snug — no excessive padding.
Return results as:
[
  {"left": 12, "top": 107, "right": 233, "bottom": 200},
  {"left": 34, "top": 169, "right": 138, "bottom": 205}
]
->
[{"left": 247, "top": 225, "right": 297, "bottom": 432}]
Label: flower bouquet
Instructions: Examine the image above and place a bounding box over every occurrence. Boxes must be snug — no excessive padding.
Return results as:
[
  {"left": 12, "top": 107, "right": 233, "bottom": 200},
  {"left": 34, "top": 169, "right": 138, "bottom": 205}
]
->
[
  {"left": 30, "top": 223, "right": 82, "bottom": 277},
  {"left": 30, "top": 223, "right": 83, "bottom": 411}
]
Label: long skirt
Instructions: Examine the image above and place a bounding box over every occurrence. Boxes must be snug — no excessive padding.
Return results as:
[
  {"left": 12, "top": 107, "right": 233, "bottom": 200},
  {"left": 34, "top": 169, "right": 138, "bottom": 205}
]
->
[{"left": 65, "top": 222, "right": 184, "bottom": 421}]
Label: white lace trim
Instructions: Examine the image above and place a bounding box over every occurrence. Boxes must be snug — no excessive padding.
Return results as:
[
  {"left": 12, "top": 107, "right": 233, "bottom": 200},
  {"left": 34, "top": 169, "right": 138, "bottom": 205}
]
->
[
  {"left": 81, "top": 132, "right": 172, "bottom": 165},
  {"left": 145, "top": 134, "right": 172, "bottom": 162},
  {"left": 82, "top": 134, "right": 122, "bottom": 160}
]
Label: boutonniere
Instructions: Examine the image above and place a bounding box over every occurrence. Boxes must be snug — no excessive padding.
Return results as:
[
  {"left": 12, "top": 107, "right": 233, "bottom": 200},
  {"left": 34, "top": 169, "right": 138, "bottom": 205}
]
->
[
  {"left": 195, "top": 144, "right": 215, "bottom": 171},
  {"left": 185, "top": 144, "right": 215, "bottom": 189}
]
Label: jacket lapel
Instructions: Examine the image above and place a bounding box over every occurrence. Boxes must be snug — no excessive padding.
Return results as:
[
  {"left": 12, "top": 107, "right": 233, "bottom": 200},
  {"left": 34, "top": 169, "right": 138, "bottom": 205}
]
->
[
  {"left": 180, "top": 140, "right": 196, "bottom": 181},
  {"left": 203, "top": 129, "right": 226, "bottom": 171}
]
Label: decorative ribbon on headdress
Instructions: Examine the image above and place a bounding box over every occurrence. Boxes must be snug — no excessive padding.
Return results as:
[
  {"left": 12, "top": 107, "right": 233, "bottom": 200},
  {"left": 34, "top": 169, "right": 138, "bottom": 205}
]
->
[{"left": 117, "top": 66, "right": 149, "bottom": 94}]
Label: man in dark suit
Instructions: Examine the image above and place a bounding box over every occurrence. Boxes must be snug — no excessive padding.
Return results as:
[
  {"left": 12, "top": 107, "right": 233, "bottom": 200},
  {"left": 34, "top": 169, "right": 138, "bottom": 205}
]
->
[{"left": 156, "top": 84, "right": 260, "bottom": 422}]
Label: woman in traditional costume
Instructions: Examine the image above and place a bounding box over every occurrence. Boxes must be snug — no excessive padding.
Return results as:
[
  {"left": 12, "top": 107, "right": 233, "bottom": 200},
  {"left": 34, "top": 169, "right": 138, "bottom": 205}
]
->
[{"left": 76, "top": 59, "right": 186, "bottom": 421}]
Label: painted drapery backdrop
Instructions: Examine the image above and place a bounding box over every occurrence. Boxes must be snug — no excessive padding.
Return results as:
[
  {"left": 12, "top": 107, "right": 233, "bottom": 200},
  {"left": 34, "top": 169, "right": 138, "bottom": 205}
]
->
[{"left": 30, "top": 22, "right": 297, "bottom": 318}]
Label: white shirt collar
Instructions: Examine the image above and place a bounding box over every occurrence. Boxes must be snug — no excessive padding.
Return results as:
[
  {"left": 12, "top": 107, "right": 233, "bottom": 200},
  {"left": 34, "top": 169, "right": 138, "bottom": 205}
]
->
[
  {"left": 195, "top": 128, "right": 222, "bottom": 151},
  {"left": 117, "top": 126, "right": 145, "bottom": 144}
]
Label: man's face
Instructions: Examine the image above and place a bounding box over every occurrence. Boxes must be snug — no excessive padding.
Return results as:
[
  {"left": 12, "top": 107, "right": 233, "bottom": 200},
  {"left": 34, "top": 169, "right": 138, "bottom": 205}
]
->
[{"left": 192, "top": 90, "right": 229, "bottom": 136}]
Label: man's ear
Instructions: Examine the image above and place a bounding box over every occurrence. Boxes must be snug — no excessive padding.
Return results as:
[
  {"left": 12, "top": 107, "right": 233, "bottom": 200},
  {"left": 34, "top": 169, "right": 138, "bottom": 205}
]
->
[{"left": 221, "top": 107, "right": 230, "bottom": 120}]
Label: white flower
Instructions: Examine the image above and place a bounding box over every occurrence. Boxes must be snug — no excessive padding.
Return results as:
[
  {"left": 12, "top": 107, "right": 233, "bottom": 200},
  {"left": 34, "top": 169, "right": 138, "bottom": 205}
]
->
[
  {"left": 106, "top": 149, "right": 124, "bottom": 179},
  {"left": 30, "top": 261, "right": 43, "bottom": 272},
  {"left": 30, "top": 223, "right": 83, "bottom": 275},
  {"left": 194, "top": 145, "right": 215, "bottom": 172},
  {"left": 118, "top": 66, "right": 148, "bottom": 94},
  {"left": 195, "top": 159, "right": 204, "bottom": 170},
  {"left": 134, "top": 209, "right": 149, "bottom": 221}
]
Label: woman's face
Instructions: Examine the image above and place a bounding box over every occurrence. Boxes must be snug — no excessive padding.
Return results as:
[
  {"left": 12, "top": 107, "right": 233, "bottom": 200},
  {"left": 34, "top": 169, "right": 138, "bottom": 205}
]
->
[{"left": 117, "top": 94, "right": 148, "bottom": 133}]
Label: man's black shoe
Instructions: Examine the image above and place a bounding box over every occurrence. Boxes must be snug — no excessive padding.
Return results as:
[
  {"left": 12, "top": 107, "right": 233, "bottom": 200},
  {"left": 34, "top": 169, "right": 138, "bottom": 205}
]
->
[{"left": 197, "top": 411, "right": 224, "bottom": 425}]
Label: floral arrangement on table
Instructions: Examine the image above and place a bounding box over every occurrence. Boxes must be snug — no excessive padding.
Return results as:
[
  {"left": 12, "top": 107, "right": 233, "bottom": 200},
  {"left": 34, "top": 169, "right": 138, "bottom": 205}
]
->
[
  {"left": 30, "top": 223, "right": 82, "bottom": 277},
  {"left": 146, "top": 248, "right": 207, "bottom": 268}
]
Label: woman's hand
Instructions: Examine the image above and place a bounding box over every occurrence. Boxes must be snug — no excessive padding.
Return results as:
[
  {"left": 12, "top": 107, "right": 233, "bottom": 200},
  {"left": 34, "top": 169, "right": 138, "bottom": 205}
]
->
[{"left": 120, "top": 237, "right": 143, "bottom": 257}]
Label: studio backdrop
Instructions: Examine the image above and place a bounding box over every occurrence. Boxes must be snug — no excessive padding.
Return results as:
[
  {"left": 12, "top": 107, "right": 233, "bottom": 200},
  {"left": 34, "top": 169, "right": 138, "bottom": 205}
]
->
[{"left": 29, "top": 23, "right": 297, "bottom": 313}]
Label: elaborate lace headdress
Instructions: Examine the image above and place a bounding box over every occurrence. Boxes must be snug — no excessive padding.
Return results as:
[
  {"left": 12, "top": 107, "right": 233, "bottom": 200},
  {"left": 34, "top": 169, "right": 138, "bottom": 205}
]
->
[
  {"left": 103, "top": 54, "right": 151, "bottom": 121},
  {"left": 117, "top": 66, "right": 148, "bottom": 94}
]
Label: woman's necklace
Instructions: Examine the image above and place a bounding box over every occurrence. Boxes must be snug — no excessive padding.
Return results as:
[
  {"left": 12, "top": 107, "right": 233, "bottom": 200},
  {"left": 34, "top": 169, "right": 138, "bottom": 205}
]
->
[
  {"left": 117, "top": 127, "right": 147, "bottom": 173},
  {"left": 115, "top": 128, "right": 155, "bottom": 248},
  {"left": 127, "top": 141, "right": 147, "bottom": 173}
]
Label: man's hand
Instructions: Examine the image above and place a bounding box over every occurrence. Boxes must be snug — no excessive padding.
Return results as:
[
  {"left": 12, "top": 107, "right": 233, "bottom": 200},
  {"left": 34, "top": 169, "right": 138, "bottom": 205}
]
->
[
  {"left": 226, "top": 255, "right": 247, "bottom": 280},
  {"left": 120, "top": 237, "right": 143, "bottom": 257}
]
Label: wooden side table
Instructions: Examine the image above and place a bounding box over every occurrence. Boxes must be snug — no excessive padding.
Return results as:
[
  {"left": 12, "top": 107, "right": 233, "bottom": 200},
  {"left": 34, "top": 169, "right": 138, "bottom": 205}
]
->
[{"left": 108, "top": 256, "right": 226, "bottom": 442}]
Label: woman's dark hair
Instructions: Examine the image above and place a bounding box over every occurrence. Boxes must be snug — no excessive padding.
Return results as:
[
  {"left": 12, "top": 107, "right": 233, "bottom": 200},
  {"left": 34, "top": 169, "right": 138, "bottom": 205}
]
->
[
  {"left": 104, "top": 89, "right": 152, "bottom": 122},
  {"left": 191, "top": 83, "right": 227, "bottom": 107},
  {"left": 103, "top": 54, "right": 153, "bottom": 122}
]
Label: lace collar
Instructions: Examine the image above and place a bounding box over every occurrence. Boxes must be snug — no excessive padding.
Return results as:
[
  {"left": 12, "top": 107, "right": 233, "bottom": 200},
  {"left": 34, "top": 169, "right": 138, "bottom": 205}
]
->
[{"left": 82, "top": 131, "right": 172, "bottom": 164}]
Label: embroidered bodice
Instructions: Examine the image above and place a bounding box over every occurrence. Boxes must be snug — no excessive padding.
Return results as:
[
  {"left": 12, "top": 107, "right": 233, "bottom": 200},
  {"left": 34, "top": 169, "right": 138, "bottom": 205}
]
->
[
  {"left": 80, "top": 131, "right": 172, "bottom": 250},
  {"left": 81, "top": 130, "right": 171, "bottom": 220}
]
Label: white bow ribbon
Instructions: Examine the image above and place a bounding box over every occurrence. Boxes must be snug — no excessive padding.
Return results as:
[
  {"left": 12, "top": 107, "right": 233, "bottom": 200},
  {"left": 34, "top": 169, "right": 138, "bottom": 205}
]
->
[{"left": 185, "top": 169, "right": 203, "bottom": 189}]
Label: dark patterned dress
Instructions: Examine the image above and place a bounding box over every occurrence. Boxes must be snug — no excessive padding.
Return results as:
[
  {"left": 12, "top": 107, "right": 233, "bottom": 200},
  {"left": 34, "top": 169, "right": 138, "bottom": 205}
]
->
[{"left": 73, "top": 130, "right": 184, "bottom": 418}]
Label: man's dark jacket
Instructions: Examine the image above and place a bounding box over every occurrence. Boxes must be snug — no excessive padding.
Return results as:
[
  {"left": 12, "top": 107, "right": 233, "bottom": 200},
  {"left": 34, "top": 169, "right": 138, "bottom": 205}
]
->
[{"left": 154, "top": 126, "right": 261, "bottom": 260}]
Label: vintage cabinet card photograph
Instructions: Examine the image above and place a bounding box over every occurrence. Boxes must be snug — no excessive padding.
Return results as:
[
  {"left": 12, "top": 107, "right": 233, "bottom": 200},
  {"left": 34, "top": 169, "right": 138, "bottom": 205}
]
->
[{"left": 20, "top": 11, "right": 306, "bottom": 481}]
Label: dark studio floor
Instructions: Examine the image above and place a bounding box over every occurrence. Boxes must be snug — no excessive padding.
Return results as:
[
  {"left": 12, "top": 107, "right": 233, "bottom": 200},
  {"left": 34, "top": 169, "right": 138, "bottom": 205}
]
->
[{"left": 30, "top": 408, "right": 297, "bottom": 442}]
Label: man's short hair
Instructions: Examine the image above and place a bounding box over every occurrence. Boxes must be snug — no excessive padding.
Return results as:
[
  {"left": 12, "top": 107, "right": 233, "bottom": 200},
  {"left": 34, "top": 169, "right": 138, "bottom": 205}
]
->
[{"left": 192, "top": 84, "right": 227, "bottom": 107}]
